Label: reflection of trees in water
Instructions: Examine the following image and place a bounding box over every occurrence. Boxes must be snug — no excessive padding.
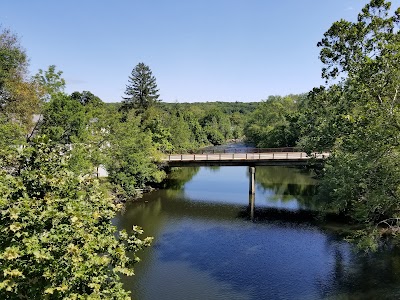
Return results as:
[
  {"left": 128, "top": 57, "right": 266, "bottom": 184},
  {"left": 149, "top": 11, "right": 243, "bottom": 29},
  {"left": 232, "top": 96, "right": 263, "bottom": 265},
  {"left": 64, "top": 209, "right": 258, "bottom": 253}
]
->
[
  {"left": 317, "top": 237, "right": 400, "bottom": 299},
  {"left": 205, "top": 166, "right": 221, "bottom": 172},
  {"left": 254, "top": 166, "right": 322, "bottom": 210},
  {"left": 163, "top": 167, "right": 200, "bottom": 190}
]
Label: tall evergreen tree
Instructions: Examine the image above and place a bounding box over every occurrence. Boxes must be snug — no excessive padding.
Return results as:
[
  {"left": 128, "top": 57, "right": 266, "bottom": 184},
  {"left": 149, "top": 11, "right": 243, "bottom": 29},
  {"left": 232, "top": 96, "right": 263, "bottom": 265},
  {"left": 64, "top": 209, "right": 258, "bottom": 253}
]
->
[{"left": 121, "top": 62, "right": 160, "bottom": 112}]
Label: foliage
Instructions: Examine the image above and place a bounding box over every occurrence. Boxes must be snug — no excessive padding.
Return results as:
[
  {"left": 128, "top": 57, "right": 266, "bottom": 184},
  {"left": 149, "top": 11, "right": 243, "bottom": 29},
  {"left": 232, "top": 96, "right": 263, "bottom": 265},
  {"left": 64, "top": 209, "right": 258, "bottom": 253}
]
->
[
  {"left": 201, "top": 107, "right": 232, "bottom": 145},
  {"left": 0, "top": 27, "right": 41, "bottom": 135},
  {"left": 298, "top": 0, "right": 400, "bottom": 248},
  {"left": 40, "top": 93, "right": 87, "bottom": 144},
  {"left": 0, "top": 27, "right": 27, "bottom": 88},
  {"left": 0, "top": 137, "right": 151, "bottom": 299},
  {"left": 105, "top": 111, "right": 165, "bottom": 199},
  {"left": 71, "top": 91, "right": 103, "bottom": 107},
  {"left": 140, "top": 106, "right": 173, "bottom": 153},
  {"left": 121, "top": 62, "right": 160, "bottom": 112},
  {"left": 33, "top": 65, "right": 65, "bottom": 101},
  {"left": 245, "top": 94, "right": 303, "bottom": 148}
]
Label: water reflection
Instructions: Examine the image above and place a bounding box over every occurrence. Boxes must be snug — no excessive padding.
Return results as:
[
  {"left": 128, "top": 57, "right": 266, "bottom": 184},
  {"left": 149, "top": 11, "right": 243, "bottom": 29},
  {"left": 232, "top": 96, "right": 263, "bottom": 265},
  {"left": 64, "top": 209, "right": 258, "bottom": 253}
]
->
[{"left": 116, "top": 166, "right": 400, "bottom": 300}]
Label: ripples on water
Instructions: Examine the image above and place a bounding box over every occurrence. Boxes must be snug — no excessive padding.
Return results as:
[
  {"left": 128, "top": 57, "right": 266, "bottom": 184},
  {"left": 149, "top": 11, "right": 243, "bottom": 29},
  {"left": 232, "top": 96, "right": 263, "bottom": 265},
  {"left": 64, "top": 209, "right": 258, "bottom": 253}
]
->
[{"left": 115, "top": 165, "right": 400, "bottom": 300}]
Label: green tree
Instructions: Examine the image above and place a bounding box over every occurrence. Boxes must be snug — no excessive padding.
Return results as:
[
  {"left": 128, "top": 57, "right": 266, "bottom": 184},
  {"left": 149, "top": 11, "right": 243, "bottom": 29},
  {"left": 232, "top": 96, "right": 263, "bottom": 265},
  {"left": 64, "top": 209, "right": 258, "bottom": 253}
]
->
[
  {"left": 40, "top": 93, "right": 87, "bottom": 144},
  {"left": 121, "top": 62, "right": 160, "bottom": 112},
  {"left": 33, "top": 65, "right": 65, "bottom": 101},
  {"left": 71, "top": 90, "right": 103, "bottom": 107},
  {"left": 201, "top": 108, "right": 232, "bottom": 145},
  {"left": 0, "top": 137, "right": 151, "bottom": 299},
  {"left": 0, "top": 27, "right": 27, "bottom": 89},
  {"left": 140, "top": 106, "right": 173, "bottom": 153},
  {"left": 300, "top": 0, "right": 400, "bottom": 248},
  {"left": 106, "top": 111, "right": 165, "bottom": 199},
  {"left": 245, "top": 95, "right": 301, "bottom": 148},
  {"left": 0, "top": 27, "right": 41, "bottom": 136}
]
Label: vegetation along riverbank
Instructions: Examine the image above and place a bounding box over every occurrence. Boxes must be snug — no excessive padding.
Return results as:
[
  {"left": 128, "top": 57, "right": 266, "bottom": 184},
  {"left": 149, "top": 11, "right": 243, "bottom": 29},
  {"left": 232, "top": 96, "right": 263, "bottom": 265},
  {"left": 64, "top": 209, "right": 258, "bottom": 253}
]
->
[{"left": 1, "top": 0, "right": 400, "bottom": 298}]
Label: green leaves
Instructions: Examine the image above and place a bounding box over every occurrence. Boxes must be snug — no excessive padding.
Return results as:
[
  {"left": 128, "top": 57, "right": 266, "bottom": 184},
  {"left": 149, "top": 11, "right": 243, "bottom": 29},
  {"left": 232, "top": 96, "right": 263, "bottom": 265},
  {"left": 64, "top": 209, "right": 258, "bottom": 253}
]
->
[
  {"left": 0, "top": 138, "right": 151, "bottom": 299},
  {"left": 301, "top": 0, "right": 400, "bottom": 250},
  {"left": 245, "top": 94, "right": 303, "bottom": 148},
  {"left": 121, "top": 62, "right": 160, "bottom": 112}
]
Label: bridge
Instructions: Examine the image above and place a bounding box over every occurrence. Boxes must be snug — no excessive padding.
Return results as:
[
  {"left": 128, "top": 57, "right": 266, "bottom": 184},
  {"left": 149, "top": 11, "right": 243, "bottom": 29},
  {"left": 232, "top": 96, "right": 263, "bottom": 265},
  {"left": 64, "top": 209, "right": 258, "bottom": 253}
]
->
[{"left": 162, "top": 147, "right": 329, "bottom": 197}]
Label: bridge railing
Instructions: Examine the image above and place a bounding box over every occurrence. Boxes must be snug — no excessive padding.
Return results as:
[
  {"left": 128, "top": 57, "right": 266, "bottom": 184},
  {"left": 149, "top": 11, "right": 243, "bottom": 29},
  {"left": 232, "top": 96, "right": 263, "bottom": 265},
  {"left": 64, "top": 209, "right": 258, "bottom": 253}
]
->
[
  {"left": 185, "top": 147, "right": 302, "bottom": 155},
  {"left": 164, "top": 151, "right": 329, "bottom": 162}
]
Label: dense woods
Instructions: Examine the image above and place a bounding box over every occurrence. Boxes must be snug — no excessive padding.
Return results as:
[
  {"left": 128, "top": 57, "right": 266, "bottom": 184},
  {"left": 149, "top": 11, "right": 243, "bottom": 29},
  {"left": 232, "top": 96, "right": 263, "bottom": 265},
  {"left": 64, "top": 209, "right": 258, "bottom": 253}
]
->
[{"left": 2, "top": 0, "right": 400, "bottom": 298}]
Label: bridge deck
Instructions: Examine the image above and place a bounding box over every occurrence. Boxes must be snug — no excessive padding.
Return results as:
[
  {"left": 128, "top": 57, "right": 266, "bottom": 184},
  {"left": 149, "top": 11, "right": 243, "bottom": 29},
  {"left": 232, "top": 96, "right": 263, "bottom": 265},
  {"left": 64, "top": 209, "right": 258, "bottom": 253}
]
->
[{"left": 163, "top": 152, "right": 329, "bottom": 167}]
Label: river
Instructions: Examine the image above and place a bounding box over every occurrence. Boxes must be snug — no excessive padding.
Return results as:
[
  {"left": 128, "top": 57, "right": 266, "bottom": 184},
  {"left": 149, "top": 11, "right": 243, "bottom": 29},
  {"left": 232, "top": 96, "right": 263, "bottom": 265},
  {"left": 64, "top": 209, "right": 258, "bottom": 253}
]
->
[{"left": 114, "top": 147, "right": 400, "bottom": 299}]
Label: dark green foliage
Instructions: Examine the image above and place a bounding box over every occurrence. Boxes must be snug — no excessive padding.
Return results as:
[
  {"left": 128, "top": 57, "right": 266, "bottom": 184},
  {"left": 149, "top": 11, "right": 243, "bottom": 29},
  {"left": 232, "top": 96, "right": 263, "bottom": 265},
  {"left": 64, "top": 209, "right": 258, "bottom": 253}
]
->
[
  {"left": 121, "top": 62, "right": 160, "bottom": 112},
  {"left": 298, "top": 0, "right": 400, "bottom": 249},
  {"left": 245, "top": 94, "right": 304, "bottom": 148},
  {"left": 71, "top": 90, "right": 103, "bottom": 107},
  {"left": 40, "top": 93, "right": 87, "bottom": 144},
  {"left": 105, "top": 111, "right": 165, "bottom": 199},
  {"left": 201, "top": 108, "right": 232, "bottom": 145}
]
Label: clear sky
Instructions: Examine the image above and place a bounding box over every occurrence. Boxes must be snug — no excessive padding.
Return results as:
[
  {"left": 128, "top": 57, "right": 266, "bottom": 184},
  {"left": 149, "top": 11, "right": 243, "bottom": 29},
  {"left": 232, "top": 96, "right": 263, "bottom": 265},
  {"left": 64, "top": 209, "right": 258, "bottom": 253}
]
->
[{"left": 2, "top": 0, "right": 400, "bottom": 103}]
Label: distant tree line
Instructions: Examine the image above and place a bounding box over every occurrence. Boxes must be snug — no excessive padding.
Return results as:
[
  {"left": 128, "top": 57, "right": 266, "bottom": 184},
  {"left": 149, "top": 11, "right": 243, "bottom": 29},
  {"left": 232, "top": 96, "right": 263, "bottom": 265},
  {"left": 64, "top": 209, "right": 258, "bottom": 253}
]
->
[{"left": 2, "top": 1, "right": 399, "bottom": 298}]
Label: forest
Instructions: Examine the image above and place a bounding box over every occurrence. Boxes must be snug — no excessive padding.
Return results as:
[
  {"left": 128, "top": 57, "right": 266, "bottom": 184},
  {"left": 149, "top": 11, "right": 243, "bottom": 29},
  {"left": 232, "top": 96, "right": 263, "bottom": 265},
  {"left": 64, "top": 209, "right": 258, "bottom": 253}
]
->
[{"left": 1, "top": 0, "right": 400, "bottom": 298}]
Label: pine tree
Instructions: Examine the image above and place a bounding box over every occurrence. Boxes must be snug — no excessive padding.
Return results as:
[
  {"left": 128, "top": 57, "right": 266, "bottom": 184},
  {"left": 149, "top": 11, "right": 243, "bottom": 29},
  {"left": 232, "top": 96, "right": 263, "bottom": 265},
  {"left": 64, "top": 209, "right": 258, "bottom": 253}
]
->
[{"left": 121, "top": 62, "right": 160, "bottom": 112}]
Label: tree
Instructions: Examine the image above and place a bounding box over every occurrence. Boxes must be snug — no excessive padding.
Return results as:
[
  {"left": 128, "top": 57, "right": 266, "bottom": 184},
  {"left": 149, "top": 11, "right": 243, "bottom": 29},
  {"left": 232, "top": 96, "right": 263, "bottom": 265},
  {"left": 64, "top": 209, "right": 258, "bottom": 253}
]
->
[
  {"left": 40, "top": 93, "right": 87, "bottom": 144},
  {"left": 299, "top": 0, "right": 400, "bottom": 249},
  {"left": 0, "top": 27, "right": 27, "bottom": 89},
  {"left": 201, "top": 108, "right": 232, "bottom": 145},
  {"left": 0, "top": 137, "right": 151, "bottom": 299},
  {"left": 71, "top": 90, "right": 103, "bottom": 107},
  {"left": 245, "top": 95, "right": 301, "bottom": 148},
  {"left": 33, "top": 65, "right": 65, "bottom": 101},
  {"left": 0, "top": 27, "right": 40, "bottom": 136},
  {"left": 106, "top": 111, "right": 165, "bottom": 199},
  {"left": 121, "top": 62, "right": 160, "bottom": 112}
]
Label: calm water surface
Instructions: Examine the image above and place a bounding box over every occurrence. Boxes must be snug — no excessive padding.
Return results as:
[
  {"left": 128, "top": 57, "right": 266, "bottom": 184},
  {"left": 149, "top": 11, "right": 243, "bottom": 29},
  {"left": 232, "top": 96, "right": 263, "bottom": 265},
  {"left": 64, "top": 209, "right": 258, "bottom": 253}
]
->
[{"left": 115, "top": 164, "right": 400, "bottom": 299}]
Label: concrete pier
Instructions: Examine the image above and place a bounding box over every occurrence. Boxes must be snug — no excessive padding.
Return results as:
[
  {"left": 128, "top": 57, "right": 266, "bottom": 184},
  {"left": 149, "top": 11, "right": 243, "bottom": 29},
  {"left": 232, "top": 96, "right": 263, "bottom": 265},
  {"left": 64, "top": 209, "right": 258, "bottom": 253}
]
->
[
  {"left": 249, "top": 194, "right": 255, "bottom": 221},
  {"left": 249, "top": 166, "right": 256, "bottom": 195}
]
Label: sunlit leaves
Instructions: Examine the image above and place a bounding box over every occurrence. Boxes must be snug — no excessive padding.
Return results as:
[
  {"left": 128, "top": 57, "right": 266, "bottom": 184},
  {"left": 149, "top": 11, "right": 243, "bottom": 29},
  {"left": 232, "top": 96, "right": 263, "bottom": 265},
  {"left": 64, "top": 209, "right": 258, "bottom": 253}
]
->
[
  {"left": 0, "top": 139, "right": 151, "bottom": 299},
  {"left": 302, "top": 0, "right": 400, "bottom": 250}
]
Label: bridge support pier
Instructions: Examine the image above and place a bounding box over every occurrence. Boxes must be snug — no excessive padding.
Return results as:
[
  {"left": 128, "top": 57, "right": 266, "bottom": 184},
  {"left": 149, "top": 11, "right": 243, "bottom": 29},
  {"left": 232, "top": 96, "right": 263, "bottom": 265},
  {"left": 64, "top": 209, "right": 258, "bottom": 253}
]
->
[
  {"left": 249, "top": 194, "right": 255, "bottom": 221},
  {"left": 249, "top": 166, "right": 256, "bottom": 195}
]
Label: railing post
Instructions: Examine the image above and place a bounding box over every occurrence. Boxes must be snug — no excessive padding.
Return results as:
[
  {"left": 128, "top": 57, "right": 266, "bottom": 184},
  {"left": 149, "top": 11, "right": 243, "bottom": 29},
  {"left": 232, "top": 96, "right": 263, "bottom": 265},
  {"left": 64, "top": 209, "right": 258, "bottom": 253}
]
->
[
  {"left": 246, "top": 153, "right": 248, "bottom": 159},
  {"left": 181, "top": 154, "right": 183, "bottom": 161},
  {"left": 273, "top": 153, "right": 274, "bottom": 159},
  {"left": 286, "top": 152, "right": 288, "bottom": 159}
]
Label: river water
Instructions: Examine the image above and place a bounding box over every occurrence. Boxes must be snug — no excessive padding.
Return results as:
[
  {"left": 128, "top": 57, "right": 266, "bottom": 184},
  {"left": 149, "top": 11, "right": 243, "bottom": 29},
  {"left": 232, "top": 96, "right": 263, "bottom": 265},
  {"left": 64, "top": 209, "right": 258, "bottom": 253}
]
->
[{"left": 114, "top": 149, "right": 400, "bottom": 299}]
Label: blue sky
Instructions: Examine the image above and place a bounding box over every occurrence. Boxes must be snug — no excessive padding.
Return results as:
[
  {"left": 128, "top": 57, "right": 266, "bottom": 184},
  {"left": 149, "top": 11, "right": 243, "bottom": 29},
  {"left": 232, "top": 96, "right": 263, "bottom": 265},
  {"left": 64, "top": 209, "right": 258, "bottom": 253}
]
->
[{"left": 2, "top": 0, "right": 399, "bottom": 103}]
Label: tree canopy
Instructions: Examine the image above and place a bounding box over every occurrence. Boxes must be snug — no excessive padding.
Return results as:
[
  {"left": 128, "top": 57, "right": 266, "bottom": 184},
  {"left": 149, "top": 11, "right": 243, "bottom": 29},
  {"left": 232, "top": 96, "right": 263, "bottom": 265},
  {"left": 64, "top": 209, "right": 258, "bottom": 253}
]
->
[
  {"left": 121, "top": 62, "right": 160, "bottom": 112},
  {"left": 298, "top": 0, "right": 400, "bottom": 249}
]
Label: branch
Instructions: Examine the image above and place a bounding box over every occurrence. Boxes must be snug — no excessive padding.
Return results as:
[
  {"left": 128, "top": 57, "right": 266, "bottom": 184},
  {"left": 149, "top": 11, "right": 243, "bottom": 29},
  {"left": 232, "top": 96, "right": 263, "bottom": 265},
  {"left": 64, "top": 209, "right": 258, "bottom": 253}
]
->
[
  {"left": 390, "top": 87, "right": 398, "bottom": 115},
  {"left": 26, "top": 114, "right": 43, "bottom": 142}
]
